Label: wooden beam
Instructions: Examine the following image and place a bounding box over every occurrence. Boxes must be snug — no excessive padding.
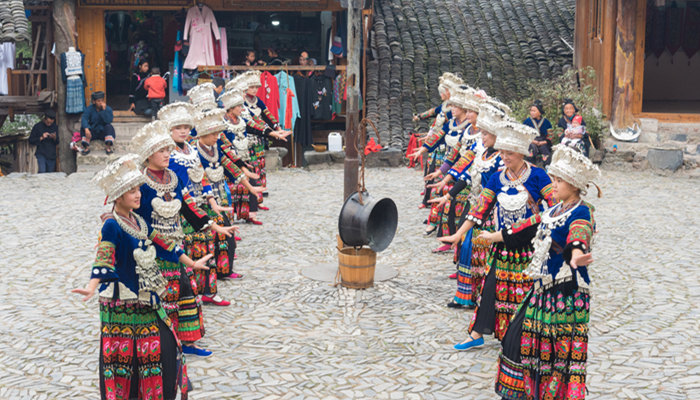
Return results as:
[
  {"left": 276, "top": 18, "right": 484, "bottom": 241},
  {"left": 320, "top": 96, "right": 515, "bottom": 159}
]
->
[
  {"left": 610, "top": 0, "right": 638, "bottom": 129},
  {"left": 344, "top": 0, "right": 361, "bottom": 201},
  {"left": 632, "top": 1, "right": 646, "bottom": 115},
  {"left": 635, "top": 112, "right": 700, "bottom": 123},
  {"left": 54, "top": 0, "right": 79, "bottom": 174}
]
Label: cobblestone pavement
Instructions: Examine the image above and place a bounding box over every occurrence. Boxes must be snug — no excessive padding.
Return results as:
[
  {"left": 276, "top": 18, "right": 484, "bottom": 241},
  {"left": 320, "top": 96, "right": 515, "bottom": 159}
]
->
[{"left": 0, "top": 167, "right": 699, "bottom": 400}]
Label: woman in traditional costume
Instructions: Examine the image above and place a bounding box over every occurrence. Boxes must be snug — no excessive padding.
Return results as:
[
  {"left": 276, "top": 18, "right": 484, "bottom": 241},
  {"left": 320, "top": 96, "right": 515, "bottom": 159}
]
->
[
  {"left": 440, "top": 120, "right": 556, "bottom": 349},
  {"left": 130, "top": 121, "right": 219, "bottom": 356},
  {"left": 72, "top": 154, "right": 210, "bottom": 399},
  {"left": 431, "top": 104, "right": 506, "bottom": 308},
  {"left": 480, "top": 145, "right": 599, "bottom": 400},
  {"left": 412, "top": 72, "right": 462, "bottom": 209},
  {"left": 158, "top": 102, "right": 238, "bottom": 304}
]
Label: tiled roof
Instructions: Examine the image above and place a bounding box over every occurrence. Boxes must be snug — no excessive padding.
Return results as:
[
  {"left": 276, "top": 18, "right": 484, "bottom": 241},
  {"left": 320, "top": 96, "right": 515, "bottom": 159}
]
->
[
  {"left": 1, "top": 0, "right": 30, "bottom": 42},
  {"left": 365, "top": 0, "right": 575, "bottom": 148}
]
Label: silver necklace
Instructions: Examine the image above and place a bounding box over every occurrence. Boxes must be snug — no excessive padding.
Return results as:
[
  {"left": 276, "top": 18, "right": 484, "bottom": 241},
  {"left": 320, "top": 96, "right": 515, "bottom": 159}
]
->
[
  {"left": 114, "top": 211, "right": 149, "bottom": 242},
  {"left": 143, "top": 168, "right": 177, "bottom": 196},
  {"left": 500, "top": 162, "right": 531, "bottom": 188},
  {"left": 197, "top": 142, "right": 219, "bottom": 165},
  {"left": 526, "top": 200, "right": 582, "bottom": 279}
]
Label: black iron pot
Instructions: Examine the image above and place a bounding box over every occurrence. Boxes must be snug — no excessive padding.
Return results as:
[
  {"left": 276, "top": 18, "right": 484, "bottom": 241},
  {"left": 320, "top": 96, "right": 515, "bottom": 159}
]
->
[{"left": 338, "top": 191, "right": 398, "bottom": 252}]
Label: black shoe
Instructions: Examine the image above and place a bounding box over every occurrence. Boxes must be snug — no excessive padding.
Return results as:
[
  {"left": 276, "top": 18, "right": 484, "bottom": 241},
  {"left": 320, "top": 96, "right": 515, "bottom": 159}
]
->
[
  {"left": 262, "top": 192, "right": 269, "bottom": 198},
  {"left": 422, "top": 219, "right": 428, "bottom": 225},
  {"left": 424, "top": 226, "right": 437, "bottom": 236},
  {"left": 446, "top": 301, "right": 465, "bottom": 309}
]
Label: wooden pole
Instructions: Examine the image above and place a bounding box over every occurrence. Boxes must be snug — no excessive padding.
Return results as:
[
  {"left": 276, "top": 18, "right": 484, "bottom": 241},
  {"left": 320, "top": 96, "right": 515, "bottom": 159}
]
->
[
  {"left": 344, "top": 0, "right": 362, "bottom": 201},
  {"left": 53, "top": 0, "right": 78, "bottom": 174},
  {"left": 610, "top": 0, "right": 637, "bottom": 130}
]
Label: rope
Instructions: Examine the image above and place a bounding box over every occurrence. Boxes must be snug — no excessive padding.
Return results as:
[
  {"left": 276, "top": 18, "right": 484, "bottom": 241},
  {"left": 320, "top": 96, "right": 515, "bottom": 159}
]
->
[{"left": 355, "top": 117, "right": 380, "bottom": 205}]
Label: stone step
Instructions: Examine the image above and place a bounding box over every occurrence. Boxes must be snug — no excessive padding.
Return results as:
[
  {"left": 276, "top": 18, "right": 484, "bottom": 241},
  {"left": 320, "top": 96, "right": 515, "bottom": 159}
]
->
[
  {"left": 77, "top": 141, "right": 127, "bottom": 170},
  {"left": 113, "top": 122, "right": 148, "bottom": 142}
]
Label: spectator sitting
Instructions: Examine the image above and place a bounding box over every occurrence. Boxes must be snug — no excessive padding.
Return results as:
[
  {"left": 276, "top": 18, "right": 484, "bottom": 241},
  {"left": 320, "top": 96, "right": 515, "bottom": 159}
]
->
[
  {"left": 81, "top": 91, "right": 115, "bottom": 155},
  {"left": 267, "top": 48, "right": 284, "bottom": 66},
  {"left": 561, "top": 115, "right": 587, "bottom": 154},
  {"left": 523, "top": 99, "right": 553, "bottom": 166},
  {"left": 144, "top": 67, "right": 168, "bottom": 117},
  {"left": 557, "top": 99, "right": 590, "bottom": 157},
  {"left": 28, "top": 110, "right": 58, "bottom": 173},
  {"left": 128, "top": 60, "right": 151, "bottom": 116},
  {"left": 212, "top": 77, "right": 225, "bottom": 108},
  {"left": 244, "top": 50, "right": 265, "bottom": 67}
]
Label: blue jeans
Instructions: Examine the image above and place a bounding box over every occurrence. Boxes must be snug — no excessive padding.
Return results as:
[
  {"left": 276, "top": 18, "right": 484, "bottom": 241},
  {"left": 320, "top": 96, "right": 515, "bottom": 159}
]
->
[{"left": 36, "top": 154, "right": 56, "bottom": 173}]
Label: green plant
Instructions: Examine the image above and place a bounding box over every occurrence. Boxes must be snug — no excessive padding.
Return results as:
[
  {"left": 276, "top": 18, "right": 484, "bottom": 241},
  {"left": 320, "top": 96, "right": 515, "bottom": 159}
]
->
[
  {"left": 0, "top": 114, "right": 40, "bottom": 137},
  {"left": 508, "top": 67, "right": 605, "bottom": 147}
]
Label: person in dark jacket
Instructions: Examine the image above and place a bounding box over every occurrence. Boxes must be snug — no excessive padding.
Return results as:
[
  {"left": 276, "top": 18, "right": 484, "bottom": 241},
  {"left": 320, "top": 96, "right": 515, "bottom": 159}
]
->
[
  {"left": 128, "top": 60, "right": 152, "bottom": 116},
  {"left": 557, "top": 99, "right": 590, "bottom": 157},
  {"left": 28, "top": 110, "right": 58, "bottom": 173},
  {"left": 524, "top": 99, "right": 553, "bottom": 166},
  {"left": 81, "top": 91, "right": 115, "bottom": 155}
]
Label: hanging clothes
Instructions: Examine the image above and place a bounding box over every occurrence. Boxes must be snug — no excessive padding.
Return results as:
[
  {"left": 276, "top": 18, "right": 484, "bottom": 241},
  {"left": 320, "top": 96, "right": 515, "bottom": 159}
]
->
[
  {"left": 332, "top": 71, "right": 346, "bottom": 117},
  {"left": 293, "top": 75, "right": 313, "bottom": 147},
  {"left": 275, "top": 71, "right": 300, "bottom": 131},
  {"left": 219, "top": 27, "right": 228, "bottom": 66},
  {"left": 256, "top": 71, "right": 280, "bottom": 122},
  {"left": 60, "top": 49, "right": 86, "bottom": 114},
  {"left": 0, "top": 42, "right": 16, "bottom": 95},
  {"left": 173, "top": 31, "right": 183, "bottom": 95},
  {"left": 183, "top": 4, "right": 220, "bottom": 69},
  {"left": 311, "top": 74, "right": 333, "bottom": 120}
]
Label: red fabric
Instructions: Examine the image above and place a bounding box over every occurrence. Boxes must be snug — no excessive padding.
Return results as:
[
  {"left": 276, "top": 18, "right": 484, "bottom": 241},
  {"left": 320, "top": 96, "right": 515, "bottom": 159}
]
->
[
  {"left": 256, "top": 72, "right": 280, "bottom": 122},
  {"left": 284, "top": 88, "right": 295, "bottom": 130},
  {"left": 144, "top": 76, "right": 167, "bottom": 99},
  {"left": 364, "top": 137, "right": 382, "bottom": 155},
  {"left": 213, "top": 31, "right": 222, "bottom": 65},
  {"left": 405, "top": 133, "right": 423, "bottom": 169}
]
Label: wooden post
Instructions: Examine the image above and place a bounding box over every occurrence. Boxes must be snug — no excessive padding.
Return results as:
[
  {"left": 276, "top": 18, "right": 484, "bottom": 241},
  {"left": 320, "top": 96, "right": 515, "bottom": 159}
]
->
[
  {"left": 53, "top": 0, "right": 78, "bottom": 174},
  {"left": 610, "top": 0, "right": 637, "bottom": 130},
  {"left": 344, "top": 0, "right": 362, "bottom": 201}
]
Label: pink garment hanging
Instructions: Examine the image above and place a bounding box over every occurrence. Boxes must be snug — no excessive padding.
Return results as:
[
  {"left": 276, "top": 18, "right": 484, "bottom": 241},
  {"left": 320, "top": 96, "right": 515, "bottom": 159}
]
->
[
  {"left": 219, "top": 27, "right": 228, "bottom": 66},
  {"left": 183, "top": 5, "right": 220, "bottom": 69}
]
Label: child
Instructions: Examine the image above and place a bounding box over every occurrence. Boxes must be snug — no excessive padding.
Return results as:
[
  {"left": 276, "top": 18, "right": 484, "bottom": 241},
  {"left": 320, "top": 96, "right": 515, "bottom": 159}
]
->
[
  {"left": 144, "top": 67, "right": 167, "bottom": 116},
  {"left": 560, "top": 115, "right": 586, "bottom": 154}
]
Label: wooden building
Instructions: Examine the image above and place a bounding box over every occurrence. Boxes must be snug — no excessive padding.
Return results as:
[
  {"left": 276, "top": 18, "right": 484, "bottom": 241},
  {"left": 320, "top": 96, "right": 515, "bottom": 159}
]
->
[{"left": 575, "top": 0, "right": 700, "bottom": 129}]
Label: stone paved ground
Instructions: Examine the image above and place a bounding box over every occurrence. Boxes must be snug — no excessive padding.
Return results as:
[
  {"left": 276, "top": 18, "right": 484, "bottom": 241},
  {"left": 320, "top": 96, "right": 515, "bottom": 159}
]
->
[{"left": 0, "top": 167, "right": 699, "bottom": 400}]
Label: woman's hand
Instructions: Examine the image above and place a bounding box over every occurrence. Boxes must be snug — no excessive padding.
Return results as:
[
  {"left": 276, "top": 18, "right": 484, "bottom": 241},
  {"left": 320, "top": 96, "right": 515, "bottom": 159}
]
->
[
  {"left": 438, "top": 233, "right": 461, "bottom": 248},
  {"left": 192, "top": 254, "right": 213, "bottom": 271},
  {"left": 424, "top": 170, "right": 442, "bottom": 182},
  {"left": 412, "top": 114, "right": 420, "bottom": 122},
  {"left": 428, "top": 195, "right": 449, "bottom": 208},
  {"left": 410, "top": 147, "right": 427, "bottom": 161},
  {"left": 71, "top": 278, "right": 100, "bottom": 302},
  {"left": 271, "top": 130, "right": 292, "bottom": 141},
  {"left": 244, "top": 170, "right": 260, "bottom": 180},
  {"left": 570, "top": 249, "right": 594, "bottom": 269},
  {"left": 478, "top": 231, "right": 503, "bottom": 243},
  {"left": 212, "top": 223, "right": 238, "bottom": 238},
  {"left": 211, "top": 203, "right": 234, "bottom": 217}
]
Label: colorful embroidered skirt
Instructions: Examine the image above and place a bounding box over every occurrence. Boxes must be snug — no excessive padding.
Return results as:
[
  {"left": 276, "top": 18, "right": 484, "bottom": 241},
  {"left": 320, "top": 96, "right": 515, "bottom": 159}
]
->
[
  {"left": 440, "top": 187, "right": 470, "bottom": 237},
  {"left": 181, "top": 215, "right": 217, "bottom": 296},
  {"left": 249, "top": 142, "right": 266, "bottom": 203},
  {"left": 469, "top": 242, "right": 534, "bottom": 341},
  {"left": 205, "top": 205, "right": 233, "bottom": 277},
  {"left": 176, "top": 263, "right": 205, "bottom": 342},
  {"left": 453, "top": 217, "right": 494, "bottom": 306},
  {"left": 156, "top": 258, "right": 182, "bottom": 321},
  {"left": 422, "top": 148, "right": 445, "bottom": 206},
  {"left": 496, "top": 279, "right": 590, "bottom": 400},
  {"left": 428, "top": 184, "right": 451, "bottom": 232},
  {"left": 98, "top": 299, "right": 188, "bottom": 400},
  {"left": 229, "top": 181, "right": 256, "bottom": 221}
]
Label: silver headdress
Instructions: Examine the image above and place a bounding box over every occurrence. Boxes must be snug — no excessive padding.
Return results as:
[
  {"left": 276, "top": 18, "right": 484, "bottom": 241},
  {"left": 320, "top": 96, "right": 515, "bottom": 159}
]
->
[
  {"left": 188, "top": 82, "right": 217, "bottom": 112},
  {"left": 157, "top": 102, "right": 195, "bottom": 129},
  {"left": 547, "top": 145, "right": 601, "bottom": 192},
  {"left": 438, "top": 72, "right": 464, "bottom": 95},
  {"left": 194, "top": 108, "right": 228, "bottom": 137},
  {"left": 477, "top": 103, "right": 508, "bottom": 134},
  {"left": 130, "top": 120, "right": 176, "bottom": 163},
  {"left": 494, "top": 120, "right": 538, "bottom": 155},
  {"left": 92, "top": 154, "right": 146, "bottom": 203},
  {"left": 446, "top": 87, "right": 481, "bottom": 112},
  {"left": 218, "top": 90, "right": 245, "bottom": 111}
]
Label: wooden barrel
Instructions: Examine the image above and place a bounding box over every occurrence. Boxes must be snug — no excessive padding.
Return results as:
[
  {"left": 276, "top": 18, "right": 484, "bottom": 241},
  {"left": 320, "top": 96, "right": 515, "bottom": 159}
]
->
[{"left": 338, "top": 247, "right": 377, "bottom": 289}]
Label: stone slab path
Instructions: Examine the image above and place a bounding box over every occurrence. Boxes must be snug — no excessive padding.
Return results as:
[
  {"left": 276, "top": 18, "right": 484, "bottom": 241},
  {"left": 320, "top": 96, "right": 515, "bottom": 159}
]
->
[{"left": 0, "top": 167, "right": 698, "bottom": 399}]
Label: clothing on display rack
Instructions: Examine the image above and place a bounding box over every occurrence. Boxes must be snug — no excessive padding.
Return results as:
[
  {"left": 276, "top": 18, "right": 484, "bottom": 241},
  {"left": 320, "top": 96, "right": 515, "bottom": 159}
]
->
[
  {"left": 293, "top": 75, "right": 313, "bottom": 147},
  {"left": 183, "top": 4, "right": 220, "bottom": 69},
  {"left": 60, "top": 48, "right": 87, "bottom": 114},
  {"left": 275, "top": 71, "right": 300, "bottom": 131},
  {"left": 173, "top": 31, "right": 183, "bottom": 95},
  {"left": 311, "top": 74, "right": 333, "bottom": 120},
  {"left": 0, "top": 42, "right": 15, "bottom": 96},
  {"left": 257, "top": 72, "right": 280, "bottom": 122},
  {"left": 332, "top": 71, "right": 346, "bottom": 117}
]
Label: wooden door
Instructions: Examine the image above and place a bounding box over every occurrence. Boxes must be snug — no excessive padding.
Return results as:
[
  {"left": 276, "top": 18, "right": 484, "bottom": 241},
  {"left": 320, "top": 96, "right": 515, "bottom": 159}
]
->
[{"left": 76, "top": 8, "right": 105, "bottom": 103}]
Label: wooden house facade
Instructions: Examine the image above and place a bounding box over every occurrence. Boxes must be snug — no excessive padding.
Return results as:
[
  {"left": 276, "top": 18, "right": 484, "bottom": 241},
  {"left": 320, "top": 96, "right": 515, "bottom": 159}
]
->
[{"left": 575, "top": 0, "right": 700, "bottom": 128}]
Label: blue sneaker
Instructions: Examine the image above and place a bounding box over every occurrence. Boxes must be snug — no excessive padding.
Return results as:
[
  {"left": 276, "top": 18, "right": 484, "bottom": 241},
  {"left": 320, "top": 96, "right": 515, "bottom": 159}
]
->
[
  {"left": 454, "top": 337, "right": 484, "bottom": 351},
  {"left": 182, "top": 345, "right": 212, "bottom": 357}
]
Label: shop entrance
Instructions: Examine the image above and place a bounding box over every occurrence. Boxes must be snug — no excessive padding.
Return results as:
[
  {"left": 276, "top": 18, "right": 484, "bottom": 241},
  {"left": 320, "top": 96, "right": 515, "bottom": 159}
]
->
[{"left": 642, "top": 0, "right": 700, "bottom": 114}]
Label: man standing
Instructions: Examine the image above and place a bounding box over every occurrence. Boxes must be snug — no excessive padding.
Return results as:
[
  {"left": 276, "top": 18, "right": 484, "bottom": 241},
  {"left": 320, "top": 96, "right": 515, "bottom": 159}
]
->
[
  {"left": 80, "top": 91, "right": 115, "bottom": 155},
  {"left": 28, "top": 110, "right": 58, "bottom": 173},
  {"left": 212, "top": 77, "right": 225, "bottom": 108}
]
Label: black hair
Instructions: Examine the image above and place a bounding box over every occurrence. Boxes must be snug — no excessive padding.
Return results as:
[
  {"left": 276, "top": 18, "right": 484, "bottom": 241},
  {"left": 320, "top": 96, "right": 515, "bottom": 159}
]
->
[
  {"left": 562, "top": 98, "right": 579, "bottom": 114},
  {"left": 245, "top": 49, "right": 255, "bottom": 57},
  {"left": 531, "top": 99, "right": 545, "bottom": 115},
  {"left": 44, "top": 109, "right": 56, "bottom": 119}
]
